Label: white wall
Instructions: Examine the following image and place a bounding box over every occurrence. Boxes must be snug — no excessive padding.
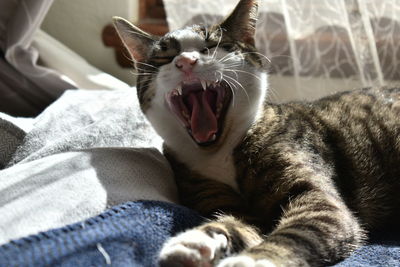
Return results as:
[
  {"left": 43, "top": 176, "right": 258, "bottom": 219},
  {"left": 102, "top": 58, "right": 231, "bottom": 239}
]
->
[{"left": 41, "top": 0, "right": 139, "bottom": 85}]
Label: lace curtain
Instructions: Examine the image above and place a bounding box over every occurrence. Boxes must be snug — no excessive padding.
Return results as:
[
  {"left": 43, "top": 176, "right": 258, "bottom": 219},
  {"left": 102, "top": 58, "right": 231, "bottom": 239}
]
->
[{"left": 164, "top": 0, "right": 400, "bottom": 102}]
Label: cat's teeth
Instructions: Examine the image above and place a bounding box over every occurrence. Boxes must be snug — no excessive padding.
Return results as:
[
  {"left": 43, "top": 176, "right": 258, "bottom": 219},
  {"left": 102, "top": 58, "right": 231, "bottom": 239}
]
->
[
  {"left": 201, "top": 80, "right": 207, "bottom": 90},
  {"left": 176, "top": 84, "right": 182, "bottom": 95},
  {"left": 182, "top": 110, "right": 189, "bottom": 120},
  {"left": 211, "top": 134, "right": 216, "bottom": 141},
  {"left": 216, "top": 103, "right": 222, "bottom": 116}
]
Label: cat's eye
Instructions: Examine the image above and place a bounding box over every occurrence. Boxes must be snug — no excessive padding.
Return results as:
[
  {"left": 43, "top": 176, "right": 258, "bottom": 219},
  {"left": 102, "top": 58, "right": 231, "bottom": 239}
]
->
[
  {"left": 200, "top": 47, "right": 209, "bottom": 54},
  {"left": 150, "top": 39, "right": 180, "bottom": 66},
  {"left": 221, "top": 43, "right": 235, "bottom": 51},
  {"left": 200, "top": 44, "right": 218, "bottom": 54},
  {"left": 200, "top": 43, "right": 235, "bottom": 54},
  {"left": 201, "top": 27, "right": 210, "bottom": 41},
  {"left": 159, "top": 42, "right": 168, "bottom": 52}
]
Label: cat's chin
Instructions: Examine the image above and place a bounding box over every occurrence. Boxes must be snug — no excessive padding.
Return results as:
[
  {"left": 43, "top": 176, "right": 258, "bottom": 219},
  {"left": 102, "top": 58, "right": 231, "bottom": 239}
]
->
[{"left": 166, "top": 79, "right": 232, "bottom": 146}]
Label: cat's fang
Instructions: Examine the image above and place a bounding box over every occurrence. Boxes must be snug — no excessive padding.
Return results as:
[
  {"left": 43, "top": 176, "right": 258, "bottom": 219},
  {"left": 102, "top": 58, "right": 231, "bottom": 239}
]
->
[
  {"left": 201, "top": 80, "right": 207, "bottom": 91},
  {"left": 176, "top": 84, "right": 182, "bottom": 95}
]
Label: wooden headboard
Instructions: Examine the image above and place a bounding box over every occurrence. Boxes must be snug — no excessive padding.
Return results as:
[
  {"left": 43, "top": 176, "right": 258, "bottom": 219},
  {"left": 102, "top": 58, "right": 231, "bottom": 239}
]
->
[{"left": 102, "top": 0, "right": 169, "bottom": 68}]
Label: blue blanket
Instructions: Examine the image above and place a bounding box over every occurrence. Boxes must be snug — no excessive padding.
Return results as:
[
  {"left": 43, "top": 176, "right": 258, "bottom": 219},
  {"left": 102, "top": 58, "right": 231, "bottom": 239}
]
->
[{"left": 0, "top": 201, "right": 399, "bottom": 267}]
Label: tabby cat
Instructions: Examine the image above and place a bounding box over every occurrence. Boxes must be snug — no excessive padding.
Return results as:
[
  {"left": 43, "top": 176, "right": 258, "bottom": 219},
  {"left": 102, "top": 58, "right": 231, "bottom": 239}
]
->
[{"left": 113, "top": 0, "right": 400, "bottom": 266}]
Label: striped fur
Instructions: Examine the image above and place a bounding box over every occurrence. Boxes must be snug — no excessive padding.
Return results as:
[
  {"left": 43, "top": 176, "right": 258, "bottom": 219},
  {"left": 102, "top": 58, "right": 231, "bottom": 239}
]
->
[
  {"left": 163, "top": 87, "right": 400, "bottom": 266},
  {"left": 113, "top": 0, "right": 400, "bottom": 266}
]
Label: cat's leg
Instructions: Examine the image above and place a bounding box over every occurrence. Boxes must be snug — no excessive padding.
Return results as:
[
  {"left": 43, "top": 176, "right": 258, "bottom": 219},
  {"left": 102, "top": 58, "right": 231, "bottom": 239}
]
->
[
  {"left": 218, "top": 191, "right": 366, "bottom": 267},
  {"left": 160, "top": 190, "right": 365, "bottom": 267},
  {"left": 159, "top": 215, "right": 263, "bottom": 267}
]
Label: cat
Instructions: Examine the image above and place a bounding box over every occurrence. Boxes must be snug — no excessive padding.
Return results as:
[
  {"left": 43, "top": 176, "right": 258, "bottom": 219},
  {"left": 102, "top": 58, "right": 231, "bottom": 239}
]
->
[{"left": 113, "top": 0, "right": 400, "bottom": 266}]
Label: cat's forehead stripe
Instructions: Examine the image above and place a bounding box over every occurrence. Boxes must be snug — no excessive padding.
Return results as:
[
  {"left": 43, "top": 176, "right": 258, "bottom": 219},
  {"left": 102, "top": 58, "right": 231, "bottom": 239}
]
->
[
  {"left": 168, "top": 28, "right": 204, "bottom": 50},
  {"left": 159, "top": 36, "right": 181, "bottom": 51}
]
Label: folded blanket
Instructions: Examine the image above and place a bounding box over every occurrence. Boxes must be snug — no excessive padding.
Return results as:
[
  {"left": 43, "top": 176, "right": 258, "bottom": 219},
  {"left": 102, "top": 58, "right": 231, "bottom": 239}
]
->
[
  {"left": 0, "top": 201, "right": 204, "bottom": 267},
  {"left": 0, "top": 148, "right": 177, "bottom": 245},
  {"left": 0, "top": 201, "right": 398, "bottom": 267},
  {"left": 7, "top": 89, "right": 163, "bottom": 165},
  {"left": 0, "top": 89, "right": 177, "bottom": 244}
]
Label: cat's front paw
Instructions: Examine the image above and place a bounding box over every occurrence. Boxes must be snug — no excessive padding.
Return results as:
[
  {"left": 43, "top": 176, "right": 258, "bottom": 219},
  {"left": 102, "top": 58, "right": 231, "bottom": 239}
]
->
[
  {"left": 217, "top": 255, "right": 277, "bottom": 267},
  {"left": 159, "top": 229, "right": 228, "bottom": 267}
]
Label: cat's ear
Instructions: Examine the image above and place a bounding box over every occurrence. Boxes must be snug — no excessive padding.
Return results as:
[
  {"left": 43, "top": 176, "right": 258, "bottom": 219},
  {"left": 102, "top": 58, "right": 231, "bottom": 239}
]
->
[
  {"left": 112, "top": 16, "right": 158, "bottom": 63},
  {"left": 220, "top": 0, "right": 258, "bottom": 46}
]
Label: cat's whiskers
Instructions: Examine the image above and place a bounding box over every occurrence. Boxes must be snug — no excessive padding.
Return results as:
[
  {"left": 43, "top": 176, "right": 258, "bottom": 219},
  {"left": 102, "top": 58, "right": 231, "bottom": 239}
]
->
[
  {"left": 131, "top": 73, "right": 155, "bottom": 77},
  {"left": 215, "top": 70, "right": 224, "bottom": 83},
  {"left": 219, "top": 56, "right": 247, "bottom": 70},
  {"left": 218, "top": 51, "right": 247, "bottom": 64},
  {"left": 220, "top": 52, "right": 271, "bottom": 70},
  {"left": 222, "top": 62, "right": 243, "bottom": 68},
  {"left": 224, "top": 69, "right": 239, "bottom": 81},
  {"left": 129, "top": 70, "right": 155, "bottom": 77},
  {"left": 223, "top": 74, "right": 251, "bottom": 104},
  {"left": 134, "top": 67, "right": 156, "bottom": 73},
  {"left": 122, "top": 54, "right": 159, "bottom": 72},
  {"left": 217, "top": 70, "right": 236, "bottom": 107},
  {"left": 136, "top": 61, "right": 159, "bottom": 70},
  {"left": 220, "top": 61, "right": 244, "bottom": 73},
  {"left": 132, "top": 63, "right": 159, "bottom": 75},
  {"left": 224, "top": 69, "right": 263, "bottom": 82},
  {"left": 203, "top": 47, "right": 211, "bottom": 59},
  {"left": 218, "top": 51, "right": 237, "bottom": 63},
  {"left": 268, "top": 54, "right": 294, "bottom": 61},
  {"left": 266, "top": 86, "right": 279, "bottom": 102},
  {"left": 222, "top": 66, "right": 274, "bottom": 102},
  {"left": 118, "top": 42, "right": 158, "bottom": 72},
  {"left": 241, "top": 51, "right": 272, "bottom": 64},
  {"left": 131, "top": 66, "right": 156, "bottom": 73}
]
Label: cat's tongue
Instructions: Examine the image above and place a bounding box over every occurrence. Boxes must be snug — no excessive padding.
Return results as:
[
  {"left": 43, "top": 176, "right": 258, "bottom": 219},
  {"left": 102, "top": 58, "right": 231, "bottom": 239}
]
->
[{"left": 187, "top": 90, "right": 217, "bottom": 143}]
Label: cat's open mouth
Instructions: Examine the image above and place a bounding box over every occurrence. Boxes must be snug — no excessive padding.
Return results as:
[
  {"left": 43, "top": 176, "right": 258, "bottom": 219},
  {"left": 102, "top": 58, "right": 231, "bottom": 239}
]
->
[{"left": 166, "top": 79, "right": 232, "bottom": 146}]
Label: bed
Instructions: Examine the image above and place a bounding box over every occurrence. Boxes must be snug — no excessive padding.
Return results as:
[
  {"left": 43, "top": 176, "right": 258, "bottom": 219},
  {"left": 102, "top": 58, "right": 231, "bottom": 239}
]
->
[{"left": 0, "top": 0, "right": 399, "bottom": 266}]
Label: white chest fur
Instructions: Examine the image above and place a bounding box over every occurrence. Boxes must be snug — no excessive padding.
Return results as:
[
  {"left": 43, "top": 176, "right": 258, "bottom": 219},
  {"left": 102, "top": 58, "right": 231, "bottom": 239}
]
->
[{"left": 188, "top": 150, "right": 238, "bottom": 191}]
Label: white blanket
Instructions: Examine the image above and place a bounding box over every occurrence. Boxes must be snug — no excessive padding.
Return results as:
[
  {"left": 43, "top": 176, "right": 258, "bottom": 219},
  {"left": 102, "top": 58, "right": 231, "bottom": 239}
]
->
[{"left": 0, "top": 89, "right": 177, "bottom": 245}]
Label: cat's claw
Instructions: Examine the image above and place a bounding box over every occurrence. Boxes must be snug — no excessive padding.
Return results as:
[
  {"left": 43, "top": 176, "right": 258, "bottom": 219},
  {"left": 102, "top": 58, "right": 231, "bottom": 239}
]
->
[
  {"left": 217, "top": 255, "right": 277, "bottom": 267},
  {"left": 159, "top": 229, "right": 228, "bottom": 267}
]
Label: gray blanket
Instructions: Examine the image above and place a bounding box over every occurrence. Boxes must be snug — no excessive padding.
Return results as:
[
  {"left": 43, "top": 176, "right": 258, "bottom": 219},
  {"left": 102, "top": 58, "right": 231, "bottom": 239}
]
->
[
  {"left": 0, "top": 89, "right": 177, "bottom": 245},
  {"left": 0, "top": 117, "right": 25, "bottom": 169}
]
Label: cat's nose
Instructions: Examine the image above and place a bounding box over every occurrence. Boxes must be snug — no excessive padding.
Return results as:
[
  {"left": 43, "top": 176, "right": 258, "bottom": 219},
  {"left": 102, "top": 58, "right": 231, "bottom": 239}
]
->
[{"left": 175, "top": 52, "right": 199, "bottom": 73}]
